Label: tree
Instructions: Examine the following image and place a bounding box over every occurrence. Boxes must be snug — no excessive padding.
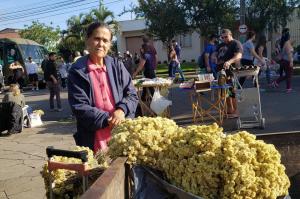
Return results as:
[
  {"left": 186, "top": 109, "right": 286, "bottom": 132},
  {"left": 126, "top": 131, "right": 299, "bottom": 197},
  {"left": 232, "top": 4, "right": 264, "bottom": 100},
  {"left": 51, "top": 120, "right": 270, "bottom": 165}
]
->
[
  {"left": 59, "top": 1, "right": 118, "bottom": 57},
  {"left": 245, "top": 0, "right": 300, "bottom": 33},
  {"left": 90, "top": 0, "right": 119, "bottom": 33},
  {"left": 136, "top": 0, "right": 190, "bottom": 44},
  {"left": 20, "top": 21, "right": 61, "bottom": 51},
  {"left": 183, "top": 0, "right": 238, "bottom": 36}
]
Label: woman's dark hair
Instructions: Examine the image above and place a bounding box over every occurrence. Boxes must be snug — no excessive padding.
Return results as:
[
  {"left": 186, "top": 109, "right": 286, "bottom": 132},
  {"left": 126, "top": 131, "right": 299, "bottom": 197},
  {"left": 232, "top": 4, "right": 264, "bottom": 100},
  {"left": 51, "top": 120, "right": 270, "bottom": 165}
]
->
[
  {"left": 209, "top": 34, "right": 218, "bottom": 41},
  {"left": 86, "top": 22, "right": 112, "bottom": 40},
  {"left": 256, "top": 35, "right": 267, "bottom": 47},
  {"left": 280, "top": 28, "right": 290, "bottom": 49},
  {"left": 246, "top": 31, "right": 256, "bottom": 40},
  {"left": 255, "top": 35, "right": 267, "bottom": 56}
]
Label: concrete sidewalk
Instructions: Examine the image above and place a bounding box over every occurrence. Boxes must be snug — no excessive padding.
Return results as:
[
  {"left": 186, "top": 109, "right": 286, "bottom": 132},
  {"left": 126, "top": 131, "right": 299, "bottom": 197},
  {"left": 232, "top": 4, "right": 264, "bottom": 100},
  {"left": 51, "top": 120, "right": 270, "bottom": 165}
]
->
[{"left": 0, "top": 122, "right": 75, "bottom": 199}]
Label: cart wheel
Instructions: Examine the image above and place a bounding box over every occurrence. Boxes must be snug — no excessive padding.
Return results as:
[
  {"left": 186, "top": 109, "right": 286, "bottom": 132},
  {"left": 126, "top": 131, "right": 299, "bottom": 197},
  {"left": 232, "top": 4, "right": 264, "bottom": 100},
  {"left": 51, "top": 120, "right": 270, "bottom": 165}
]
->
[
  {"left": 236, "top": 119, "right": 241, "bottom": 130},
  {"left": 260, "top": 118, "right": 265, "bottom": 129}
]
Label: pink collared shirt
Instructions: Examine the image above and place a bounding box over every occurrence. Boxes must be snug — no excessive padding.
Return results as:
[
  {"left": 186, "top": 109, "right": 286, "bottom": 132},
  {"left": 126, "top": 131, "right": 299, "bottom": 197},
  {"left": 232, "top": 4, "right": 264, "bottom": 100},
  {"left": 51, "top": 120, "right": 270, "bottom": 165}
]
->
[{"left": 88, "top": 59, "right": 115, "bottom": 152}]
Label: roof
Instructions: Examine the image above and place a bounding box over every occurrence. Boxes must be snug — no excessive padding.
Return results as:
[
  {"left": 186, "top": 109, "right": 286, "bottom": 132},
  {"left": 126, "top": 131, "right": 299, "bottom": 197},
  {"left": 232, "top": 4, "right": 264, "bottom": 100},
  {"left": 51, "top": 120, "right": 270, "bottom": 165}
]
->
[
  {"left": 0, "top": 28, "right": 21, "bottom": 33},
  {"left": 0, "top": 38, "right": 42, "bottom": 46}
]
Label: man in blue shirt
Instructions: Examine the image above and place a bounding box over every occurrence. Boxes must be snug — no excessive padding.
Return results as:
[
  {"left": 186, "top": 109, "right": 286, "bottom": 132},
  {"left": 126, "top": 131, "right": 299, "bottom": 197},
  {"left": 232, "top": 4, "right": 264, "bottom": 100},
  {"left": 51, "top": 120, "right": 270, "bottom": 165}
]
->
[{"left": 204, "top": 34, "right": 218, "bottom": 79}]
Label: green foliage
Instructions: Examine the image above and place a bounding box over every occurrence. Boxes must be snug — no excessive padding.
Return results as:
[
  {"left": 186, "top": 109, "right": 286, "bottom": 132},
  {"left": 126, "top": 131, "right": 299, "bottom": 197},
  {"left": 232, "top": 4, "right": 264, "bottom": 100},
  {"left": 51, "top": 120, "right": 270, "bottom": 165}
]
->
[
  {"left": 183, "top": 0, "right": 238, "bottom": 36},
  {"left": 245, "top": 0, "right": 300, "bottom": 33},
  {"left": 59, "top": 0, "right": 118, "bottom": 57},
  {"left": 20, "top": 21, "right": 61, "bottom": 51},
  {"left": 136, "top": 0, "right": 237, "bottom": 39},
  {"left": 136, "top": 0, "right": 190, "bottom": 43}
]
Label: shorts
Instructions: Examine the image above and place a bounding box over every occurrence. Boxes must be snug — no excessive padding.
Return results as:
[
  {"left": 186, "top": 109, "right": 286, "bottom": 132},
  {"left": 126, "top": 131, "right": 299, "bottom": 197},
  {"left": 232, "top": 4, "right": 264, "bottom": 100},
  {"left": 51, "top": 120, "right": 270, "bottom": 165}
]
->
[{"left": 28, "top": 73, "right": 38, "bottom": 82}]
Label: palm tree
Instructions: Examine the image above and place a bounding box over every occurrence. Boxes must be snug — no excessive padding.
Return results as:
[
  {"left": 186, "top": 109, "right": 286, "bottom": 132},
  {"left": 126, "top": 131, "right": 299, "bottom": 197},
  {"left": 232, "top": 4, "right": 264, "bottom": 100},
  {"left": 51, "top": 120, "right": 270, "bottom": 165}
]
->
[
  {"left": 90, "top": 0, "right": 119, "bottom": 33},
  {"left": 67, "top": 13, "right": 86, "bottom": 38}
]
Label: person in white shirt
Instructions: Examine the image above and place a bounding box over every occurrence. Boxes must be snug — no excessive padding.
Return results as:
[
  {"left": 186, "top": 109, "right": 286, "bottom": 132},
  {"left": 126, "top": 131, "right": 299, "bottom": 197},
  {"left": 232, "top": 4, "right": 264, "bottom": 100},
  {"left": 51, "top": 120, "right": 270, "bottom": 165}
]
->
[
  {"left": 25, "top": 57, "right": 39, "bottom": 91},
  {"left": 58, "top": 56, "right": 68, "bottom": 89}
]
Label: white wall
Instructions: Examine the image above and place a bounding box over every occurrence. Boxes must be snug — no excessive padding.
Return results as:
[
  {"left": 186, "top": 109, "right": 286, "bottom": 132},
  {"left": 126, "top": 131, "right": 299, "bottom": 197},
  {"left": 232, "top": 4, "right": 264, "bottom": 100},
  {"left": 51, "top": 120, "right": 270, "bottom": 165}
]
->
[{"left": 117, "top": 19, "right": 202, "bottom": 63}]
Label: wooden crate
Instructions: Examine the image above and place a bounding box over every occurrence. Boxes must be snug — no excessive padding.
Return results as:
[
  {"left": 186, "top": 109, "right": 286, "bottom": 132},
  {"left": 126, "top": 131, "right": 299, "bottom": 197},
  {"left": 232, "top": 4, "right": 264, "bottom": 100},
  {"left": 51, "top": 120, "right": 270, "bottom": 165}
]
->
[{"left": 194, "top": 81, "right": 211, "bottom": 91}]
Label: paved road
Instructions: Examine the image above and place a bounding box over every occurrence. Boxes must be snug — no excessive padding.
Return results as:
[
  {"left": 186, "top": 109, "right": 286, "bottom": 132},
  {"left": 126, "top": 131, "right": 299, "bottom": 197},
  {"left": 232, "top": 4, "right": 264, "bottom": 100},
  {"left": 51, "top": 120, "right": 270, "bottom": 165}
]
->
[{"left": 0, "top": 75, "right": 299, "bottom": 198}]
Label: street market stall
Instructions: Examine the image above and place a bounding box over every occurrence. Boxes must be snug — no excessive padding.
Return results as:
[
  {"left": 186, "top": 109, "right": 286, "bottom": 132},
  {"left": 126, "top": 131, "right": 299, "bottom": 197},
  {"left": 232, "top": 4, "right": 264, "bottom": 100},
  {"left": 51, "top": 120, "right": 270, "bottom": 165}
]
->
[
  {"left": 133, "top": 78, "right": 172, "bottom": 117},
  {"left": 41, "top": 117, "right": 299, "bottom": 199}
]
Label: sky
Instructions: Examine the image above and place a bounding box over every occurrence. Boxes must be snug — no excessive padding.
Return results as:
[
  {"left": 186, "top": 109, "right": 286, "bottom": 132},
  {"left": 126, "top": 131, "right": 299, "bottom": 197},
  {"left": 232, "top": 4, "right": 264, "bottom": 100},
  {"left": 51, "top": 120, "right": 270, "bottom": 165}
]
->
[{"left": 0, "top": 0, "right": 138, "bottom": 30}]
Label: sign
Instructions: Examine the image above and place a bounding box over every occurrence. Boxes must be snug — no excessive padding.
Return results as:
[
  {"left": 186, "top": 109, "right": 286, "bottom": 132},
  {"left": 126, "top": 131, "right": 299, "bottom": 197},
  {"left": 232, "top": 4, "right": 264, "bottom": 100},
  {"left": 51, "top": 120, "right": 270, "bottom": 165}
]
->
[{"left": 238, "top": 24, "right": 248, "bottom": 34}]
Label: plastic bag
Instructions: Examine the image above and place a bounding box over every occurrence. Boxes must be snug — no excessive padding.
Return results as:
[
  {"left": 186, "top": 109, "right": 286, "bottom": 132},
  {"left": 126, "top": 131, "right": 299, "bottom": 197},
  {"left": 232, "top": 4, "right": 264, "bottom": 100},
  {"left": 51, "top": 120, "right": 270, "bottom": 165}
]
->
[
  {"left": 29, "top": 113, "right": 43, "bottom": 127},
  {"left": 150, "top": 89, "right": 172, "bottom": 115}
]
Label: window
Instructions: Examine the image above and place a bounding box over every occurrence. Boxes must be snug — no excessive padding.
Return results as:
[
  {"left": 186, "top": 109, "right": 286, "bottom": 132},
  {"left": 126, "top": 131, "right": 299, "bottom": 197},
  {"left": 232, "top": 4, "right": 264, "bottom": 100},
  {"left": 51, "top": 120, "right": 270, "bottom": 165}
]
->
[{"left": 179, "top": 33, "right": 192, "bottom": 48}]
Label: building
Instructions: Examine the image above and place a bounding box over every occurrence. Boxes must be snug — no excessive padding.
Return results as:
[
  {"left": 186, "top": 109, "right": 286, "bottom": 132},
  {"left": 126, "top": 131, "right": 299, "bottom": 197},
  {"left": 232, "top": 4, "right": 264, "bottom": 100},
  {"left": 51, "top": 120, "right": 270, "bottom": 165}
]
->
[
  {"left": 116, "top": 19, "right": 202, "bottom": 63},
  {"left": 0, "top": 28, "right": 21, "bottom": 39}
]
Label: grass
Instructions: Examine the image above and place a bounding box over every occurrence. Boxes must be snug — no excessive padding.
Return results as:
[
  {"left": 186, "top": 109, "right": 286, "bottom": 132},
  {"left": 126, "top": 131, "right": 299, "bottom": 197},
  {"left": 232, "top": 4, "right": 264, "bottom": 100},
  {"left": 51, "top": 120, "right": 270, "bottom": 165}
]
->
[{"left": 156, "top": 62, "right": 198, "bottom": 74}]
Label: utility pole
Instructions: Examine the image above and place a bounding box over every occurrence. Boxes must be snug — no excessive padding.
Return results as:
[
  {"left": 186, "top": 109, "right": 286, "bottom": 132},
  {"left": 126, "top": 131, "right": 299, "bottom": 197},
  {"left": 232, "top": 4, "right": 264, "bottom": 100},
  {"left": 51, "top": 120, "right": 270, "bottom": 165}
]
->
[
  {"left": 240, "top": 0, "right": 245, "bottom": 25},
  {"left": 239, "top": 0, "right": 246, "bottom": 43}
]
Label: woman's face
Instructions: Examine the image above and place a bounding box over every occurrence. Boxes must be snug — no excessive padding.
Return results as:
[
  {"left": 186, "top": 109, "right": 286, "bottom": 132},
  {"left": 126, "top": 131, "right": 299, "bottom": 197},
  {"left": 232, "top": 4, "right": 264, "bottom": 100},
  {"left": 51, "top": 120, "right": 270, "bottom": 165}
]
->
[{"left": 86, "top": 27, "right": 111, "bottom": 58}]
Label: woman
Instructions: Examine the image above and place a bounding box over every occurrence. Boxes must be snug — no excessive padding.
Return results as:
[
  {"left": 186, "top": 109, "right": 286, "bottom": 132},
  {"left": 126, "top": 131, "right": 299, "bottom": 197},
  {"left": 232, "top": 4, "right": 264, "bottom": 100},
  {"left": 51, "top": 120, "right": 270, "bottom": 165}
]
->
[
  {"left": 2, "top": 84, "right": 25, "bottom": 108},
  {"left": 68, "top": 22, "right": 138, "bottom": 153},
  {"left": 254, "top": 36, "right": 270, "bottom": 84},
  {"left": 239, "top": 31, "right": 265, "bottom": 86},
  {"left": 272, "top": 28, "right": 294, "bottom": 93},
  {"left": 168, "top": 45, "right": 180, "bottom": 78},
  {"left": 9, "top": 61, "right": 24, "bottom": 90},
  {"left": 133, "top": 44, "right": 156, "bottom": 101}
]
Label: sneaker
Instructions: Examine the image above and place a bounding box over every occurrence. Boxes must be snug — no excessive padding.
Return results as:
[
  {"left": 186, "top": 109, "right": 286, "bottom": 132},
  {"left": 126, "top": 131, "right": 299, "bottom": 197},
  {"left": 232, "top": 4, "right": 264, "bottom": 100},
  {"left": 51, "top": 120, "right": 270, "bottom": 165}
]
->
[
  {"left": 286, "top": 88, "right": 292, "bottom": 93},
  {"left": 32, "top": 88, "right": 35, "bottom": 91},
  {"left": 57, "top": 108, "right": 63, "bottom": 112},
  {"left": 36, "top": 87, "right": 39, "bottom": 91}
]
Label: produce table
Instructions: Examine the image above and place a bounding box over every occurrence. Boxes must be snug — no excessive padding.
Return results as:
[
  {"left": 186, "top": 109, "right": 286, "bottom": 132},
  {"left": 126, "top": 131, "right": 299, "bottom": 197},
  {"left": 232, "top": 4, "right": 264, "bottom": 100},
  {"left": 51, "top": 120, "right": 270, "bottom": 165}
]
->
[
  {"left": 190, "top": 81, "right": 230, "bottom": 125},
  {"left": 133, "top": 78, "right": 172, "bottom": 117}
]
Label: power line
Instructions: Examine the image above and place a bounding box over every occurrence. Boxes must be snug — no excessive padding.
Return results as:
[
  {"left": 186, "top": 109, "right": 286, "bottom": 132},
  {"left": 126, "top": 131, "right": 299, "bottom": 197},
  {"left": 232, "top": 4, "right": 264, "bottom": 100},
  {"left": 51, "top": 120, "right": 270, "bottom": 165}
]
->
[
  {"left": 0, "top": 0, "right": 123, "bottom": 27},
  {"left": 0, "top": 0, "right": 99, "bottom": 21},
  {"left": 1, "top": 0, "right": 85, "bottom": 16},
  {"left": 0, "top": 0, "right": 64, "bottom": 11}
]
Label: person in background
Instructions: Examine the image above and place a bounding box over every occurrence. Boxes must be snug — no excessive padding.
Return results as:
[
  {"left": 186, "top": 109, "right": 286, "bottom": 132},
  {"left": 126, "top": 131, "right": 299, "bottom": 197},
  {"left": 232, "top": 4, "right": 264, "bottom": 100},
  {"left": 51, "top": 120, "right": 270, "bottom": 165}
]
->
[
  {"left": 25, "top": 57, "right": 39, "bottom": 91},
  {"left": 142, "top": 36, "right": 158, "bottom": 71},
  {"left": 2, "top": 84, "right": 25, "bottom": 108},
  {"left": 74, "top": 51, "right": 82, "bottom": 62},
  {"left": 0, "top": 60, "right": 3, "bottom": 93},
  {"left": 41, "top": 54, "right": 48, "bottom": 73},
  {"left": 7, "top": 49, "right": 17, "bottom": 65},
  {"left": 204, "top": 34, "right": 218, "bottom": 79},
  {"left": 9, "top": 61, "right": 24, "bottom": 90},
  {"left": 68, "top": 22, "right": 138, "bottom": 153},
  {"left": 172, "top": 40, "right": 185, "bottom": 81},
  {"left": 134, "top": 52, "right": 140, "bottom": 65},
  {"left": 123, "top": 51, "right": 134, "bottom": 77},
  {"left": 44, "top": 52, "right": 62, "bottom": 111},
  {"left": 83, "top": 50, "right": 89, "bottom": 56},
  {"left": 272, "top": 28, "right": 294, "bottom": 93},
  {"left": 254, "top": 35, "right": 270, "bottom": 84},
  {"left": 168, "top": 45, "right": 180, "bottom": 79},
  {"left": 57, "top": 57, "right": 68, "bottom": 89},
  {"left": 216, "top": 29, "right": 243, "bottom": 118},
  {"left": 239, "top": 31, "right": 265, "bottom": 86},
  {"left": 133, "top": 44, "right": 156, "bottom": 101}
]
